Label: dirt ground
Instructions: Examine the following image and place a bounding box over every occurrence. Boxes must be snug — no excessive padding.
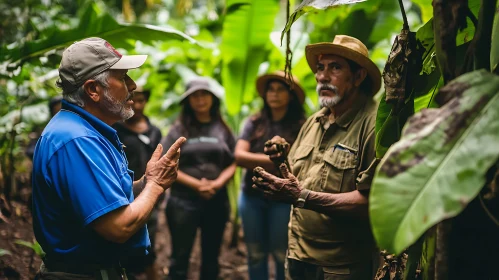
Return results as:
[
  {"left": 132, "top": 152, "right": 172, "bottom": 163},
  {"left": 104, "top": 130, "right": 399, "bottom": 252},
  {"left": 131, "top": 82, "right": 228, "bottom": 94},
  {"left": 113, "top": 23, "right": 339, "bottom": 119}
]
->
[
  {"left": 0, "top": 200, "right": 40, "bottom": 280},
  {"left": 0, "top": 197, "right": 277, "bottom": 280},
  {"left": 145, "top": 199, "right": 254, "bottom": 280}
]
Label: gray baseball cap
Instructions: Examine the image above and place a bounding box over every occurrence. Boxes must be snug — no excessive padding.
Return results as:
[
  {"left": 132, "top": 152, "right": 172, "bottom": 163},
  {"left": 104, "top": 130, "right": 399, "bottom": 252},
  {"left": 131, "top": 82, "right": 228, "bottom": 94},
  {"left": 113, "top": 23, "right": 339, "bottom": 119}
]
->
[{"left": 58, "top": 37, "right": 147, "bottom": 91}]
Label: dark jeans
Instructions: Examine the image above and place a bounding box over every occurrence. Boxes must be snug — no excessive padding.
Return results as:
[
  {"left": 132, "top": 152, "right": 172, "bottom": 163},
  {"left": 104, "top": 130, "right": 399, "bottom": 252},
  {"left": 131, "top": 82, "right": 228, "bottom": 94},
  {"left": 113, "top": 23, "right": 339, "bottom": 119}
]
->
[
  {"left": 238, "top": 192, "right": 290, "bottom": 280},
  {"left": 166, "top": 194, "right": 230, "bottom": 280},
  {"left": 286, "top": 258, "right": 374, "bottom": 280}
]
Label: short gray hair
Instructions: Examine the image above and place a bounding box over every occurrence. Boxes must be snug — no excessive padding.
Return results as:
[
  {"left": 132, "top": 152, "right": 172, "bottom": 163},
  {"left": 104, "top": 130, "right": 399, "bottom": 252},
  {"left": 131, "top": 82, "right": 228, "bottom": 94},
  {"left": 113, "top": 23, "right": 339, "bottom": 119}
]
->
[{"left": 56, "top": 71, "right": 110, "bottom": 107}]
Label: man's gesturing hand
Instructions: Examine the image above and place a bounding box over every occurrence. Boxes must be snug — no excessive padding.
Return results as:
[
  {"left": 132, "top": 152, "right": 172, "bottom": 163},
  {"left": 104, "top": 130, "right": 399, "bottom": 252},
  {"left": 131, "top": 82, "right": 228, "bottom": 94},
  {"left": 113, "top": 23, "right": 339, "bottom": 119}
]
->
[
  {"left": 145, "top": 137, "right": 186, "bottom": 190},
  {"left": 252, "top": 163, "right": 302, "bottom": 205}
]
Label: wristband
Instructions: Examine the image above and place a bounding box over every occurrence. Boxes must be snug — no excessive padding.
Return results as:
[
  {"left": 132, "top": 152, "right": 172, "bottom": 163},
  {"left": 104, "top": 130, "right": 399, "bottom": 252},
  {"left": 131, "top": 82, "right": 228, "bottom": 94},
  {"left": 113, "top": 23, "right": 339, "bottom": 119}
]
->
[{"left": 295, "top": 189, "right": 310, "bottom": 208}]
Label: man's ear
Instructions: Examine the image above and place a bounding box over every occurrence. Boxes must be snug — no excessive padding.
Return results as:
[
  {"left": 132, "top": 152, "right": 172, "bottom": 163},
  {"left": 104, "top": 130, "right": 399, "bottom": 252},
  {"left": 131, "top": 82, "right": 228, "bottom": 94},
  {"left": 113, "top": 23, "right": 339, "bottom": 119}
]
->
[
  {"left": 83, "top": 80, "right": 100, "bottom": 102},
  {"left": 354, "top": 68, "right": 368, "bottom": 87}
]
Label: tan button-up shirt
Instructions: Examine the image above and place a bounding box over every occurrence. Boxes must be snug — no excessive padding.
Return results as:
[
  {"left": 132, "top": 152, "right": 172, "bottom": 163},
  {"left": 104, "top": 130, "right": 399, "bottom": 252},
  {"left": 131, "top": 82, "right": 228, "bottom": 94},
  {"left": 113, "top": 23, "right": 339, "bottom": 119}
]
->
[{"left": 287, "top": 94, "right": 378, "bottom": 266}]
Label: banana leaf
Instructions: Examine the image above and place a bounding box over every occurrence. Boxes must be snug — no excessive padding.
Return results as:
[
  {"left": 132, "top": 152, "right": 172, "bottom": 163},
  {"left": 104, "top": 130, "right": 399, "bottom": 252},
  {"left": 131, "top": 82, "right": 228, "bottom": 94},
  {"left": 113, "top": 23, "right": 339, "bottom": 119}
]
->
[
  {"left": 220, "top": 0, "right": 280, "bottom": 116},
  {"left": 0, "top": 3, "right": 195, "bottom": 75},
  {"left": 370, "top": 70, "right": 499, "bottom": 254}
]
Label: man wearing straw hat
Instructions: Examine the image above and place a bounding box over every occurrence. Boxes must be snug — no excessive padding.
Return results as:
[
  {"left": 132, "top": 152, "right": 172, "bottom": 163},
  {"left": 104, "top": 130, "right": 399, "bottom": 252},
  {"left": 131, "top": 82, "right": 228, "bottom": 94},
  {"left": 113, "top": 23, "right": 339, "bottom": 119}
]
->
[{"left": 252, "top": 35, "right": 381, "bottom": 279}]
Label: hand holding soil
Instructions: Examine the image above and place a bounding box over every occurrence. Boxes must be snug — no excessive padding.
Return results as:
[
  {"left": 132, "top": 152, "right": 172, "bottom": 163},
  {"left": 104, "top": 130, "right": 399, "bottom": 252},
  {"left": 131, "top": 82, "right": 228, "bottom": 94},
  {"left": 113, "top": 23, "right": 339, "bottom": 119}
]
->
[
  {"left": 252, "top": 164, "right": 302, "bottom": 205},
  {"left": 264, "top": 135, "right": 291, "bottom": 177}
]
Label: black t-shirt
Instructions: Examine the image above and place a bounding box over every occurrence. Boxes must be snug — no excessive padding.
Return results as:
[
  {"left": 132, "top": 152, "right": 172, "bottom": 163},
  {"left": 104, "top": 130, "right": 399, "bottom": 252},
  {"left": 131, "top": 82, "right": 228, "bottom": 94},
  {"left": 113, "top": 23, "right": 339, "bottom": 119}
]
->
[
  {"left": 239, "top": 118, "right": 294, "bottom": 195},
  {"left": 113, "top": 118, "right": 162, "bottom": 179},
  {"left": 161, "top": 120, "right": 236, "bottom": 201}
]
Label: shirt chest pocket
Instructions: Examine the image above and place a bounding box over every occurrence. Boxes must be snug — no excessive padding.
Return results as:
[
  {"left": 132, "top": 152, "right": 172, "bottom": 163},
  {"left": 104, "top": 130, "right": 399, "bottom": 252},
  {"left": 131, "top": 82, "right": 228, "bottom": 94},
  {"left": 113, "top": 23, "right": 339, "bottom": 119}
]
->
[
  {"left": 323, "top": 147, "right": 358, "bottom": 193},
  {"left": 291, "top": 144, "right": 314, "bottom": 180}
]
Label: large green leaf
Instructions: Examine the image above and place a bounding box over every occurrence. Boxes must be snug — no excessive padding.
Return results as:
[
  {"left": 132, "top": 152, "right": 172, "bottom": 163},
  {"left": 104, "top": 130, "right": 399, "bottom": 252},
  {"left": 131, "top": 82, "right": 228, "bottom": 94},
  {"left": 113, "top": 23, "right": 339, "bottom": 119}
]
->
[
  {"left": 281, "top": 0, "right": 367, "bottom": 42},
  {"left": 411, "top": 0, "right": 434, "bottom": 23},
  {"left": 220, "top": 0, "right": 280, "bottom": 116},
  {"left": 0, "top": 3, "right": 195, "bottom": 73},
  {"left": 370, "top": 70, "right": 499, "bottom": 254}
]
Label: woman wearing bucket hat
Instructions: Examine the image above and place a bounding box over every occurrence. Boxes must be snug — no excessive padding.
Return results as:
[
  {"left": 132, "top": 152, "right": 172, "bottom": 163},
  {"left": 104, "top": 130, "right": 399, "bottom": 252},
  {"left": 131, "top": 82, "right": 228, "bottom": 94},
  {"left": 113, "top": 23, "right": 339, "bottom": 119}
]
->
[
  {"left": 234, "top": 71, "right": 306, "bottom": 280},
  {"left": 160, "top": 77, "right": 236, "bottom": 280}
]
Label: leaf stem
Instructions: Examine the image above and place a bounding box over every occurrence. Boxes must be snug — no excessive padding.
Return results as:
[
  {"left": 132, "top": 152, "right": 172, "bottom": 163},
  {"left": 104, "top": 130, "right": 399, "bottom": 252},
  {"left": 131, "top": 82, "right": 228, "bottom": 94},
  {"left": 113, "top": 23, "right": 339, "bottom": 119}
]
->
[{"left": 397, "top": 0, "right": 409, "bottom": 30}]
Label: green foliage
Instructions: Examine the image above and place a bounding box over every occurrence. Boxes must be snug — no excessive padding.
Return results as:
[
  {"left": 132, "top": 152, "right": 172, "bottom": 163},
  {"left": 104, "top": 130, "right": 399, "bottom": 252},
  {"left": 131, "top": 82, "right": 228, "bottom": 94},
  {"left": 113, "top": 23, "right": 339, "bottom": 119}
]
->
[
  {"left": 374, "top": 0, "right": 480, "bottom": 159},
  {"left": 403, "top": 237, "right": 424, "bottom": 279},
  {"left": 0, "top": 0, "right": 79, "bottom": 46},
  {"left": 220, "top": 0, "right": 280, "bottom": 116},
  {"left": 0, "top": 249, "right": 12, "bottom": 257},
  {"left": 0, "top": 2, "right": 195, "bottom": 76},
  {"left": 419, "top": 228, "right": 436, "bottom": 280},
  {"left": 14, "top": 239, "right": 45, "bottom": 257},
  {"left": 281, "top": 0, "right": 367, "bottom": 42},
  {"left": 370, "top": 70, "right": 499, "bottom": 254},
  {"left": 411, "top": 0, "right": 433, "bottom": 23}
]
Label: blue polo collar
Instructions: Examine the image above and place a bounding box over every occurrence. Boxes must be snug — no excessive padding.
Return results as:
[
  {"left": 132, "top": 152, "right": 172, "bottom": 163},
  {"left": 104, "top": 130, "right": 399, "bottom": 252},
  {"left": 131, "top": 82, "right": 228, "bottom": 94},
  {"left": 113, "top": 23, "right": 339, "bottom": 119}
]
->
[{"left": 61, "top": 100, "right": 121, "bottom": 150}]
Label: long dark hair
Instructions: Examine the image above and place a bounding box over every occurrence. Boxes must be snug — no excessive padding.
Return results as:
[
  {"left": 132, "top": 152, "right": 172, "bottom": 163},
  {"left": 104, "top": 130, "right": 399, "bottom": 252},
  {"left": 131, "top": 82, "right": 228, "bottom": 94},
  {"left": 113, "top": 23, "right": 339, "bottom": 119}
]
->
[
  {"left": 249, "top": 80, "right": 306, "bottom": 146},
  {"left": 176, "top": 93, "right": 232, "bottom": 137}
]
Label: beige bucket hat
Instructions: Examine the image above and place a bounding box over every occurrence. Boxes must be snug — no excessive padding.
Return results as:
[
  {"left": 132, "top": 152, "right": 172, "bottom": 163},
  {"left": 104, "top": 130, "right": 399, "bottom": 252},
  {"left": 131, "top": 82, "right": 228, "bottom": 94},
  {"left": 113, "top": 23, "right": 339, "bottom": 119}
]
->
[
  {"left": 305, "top": 35, "right": 381, "bottom": 94},
  {"left": 256, "top": 71, "right": 306, "bottom": 104}
]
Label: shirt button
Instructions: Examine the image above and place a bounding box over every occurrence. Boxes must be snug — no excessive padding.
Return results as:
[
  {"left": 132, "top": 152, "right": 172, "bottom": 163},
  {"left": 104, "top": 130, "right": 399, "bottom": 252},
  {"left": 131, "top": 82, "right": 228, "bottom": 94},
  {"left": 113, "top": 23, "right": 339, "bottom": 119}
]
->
[{"left": 315, "top": 157, "right": 321, "bottom": 163}]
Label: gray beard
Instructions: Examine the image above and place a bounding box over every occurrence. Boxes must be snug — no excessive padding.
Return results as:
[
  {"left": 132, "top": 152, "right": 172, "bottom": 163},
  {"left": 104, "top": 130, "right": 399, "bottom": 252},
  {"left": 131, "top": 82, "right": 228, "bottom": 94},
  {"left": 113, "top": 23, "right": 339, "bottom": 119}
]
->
[
  {"left": 319, "top": 95, "right": 343, "bottom": 108},
  {"left": 102, "top": 89, "right": 134, "bottom": 120},
  {"left": 316, "top": 83, "right": 343, "bottom": 109}
]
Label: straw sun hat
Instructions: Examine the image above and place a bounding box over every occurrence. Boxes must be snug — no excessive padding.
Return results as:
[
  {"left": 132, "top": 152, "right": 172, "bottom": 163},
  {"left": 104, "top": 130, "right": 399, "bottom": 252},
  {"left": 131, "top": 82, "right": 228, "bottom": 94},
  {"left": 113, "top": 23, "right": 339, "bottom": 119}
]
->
[
  {"left": 305, "top": 35, "right": 382, "bottom": 94},
  {"left": 256, "top": 71, "right": 306, "bottom": 104}
]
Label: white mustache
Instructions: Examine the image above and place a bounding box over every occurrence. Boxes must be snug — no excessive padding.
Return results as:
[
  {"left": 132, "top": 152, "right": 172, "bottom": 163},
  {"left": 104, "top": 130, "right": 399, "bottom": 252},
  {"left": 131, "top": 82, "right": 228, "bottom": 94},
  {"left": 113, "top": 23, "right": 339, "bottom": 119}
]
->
[{"left": 316, "top": 83, "right": 337, "bottom": 94}]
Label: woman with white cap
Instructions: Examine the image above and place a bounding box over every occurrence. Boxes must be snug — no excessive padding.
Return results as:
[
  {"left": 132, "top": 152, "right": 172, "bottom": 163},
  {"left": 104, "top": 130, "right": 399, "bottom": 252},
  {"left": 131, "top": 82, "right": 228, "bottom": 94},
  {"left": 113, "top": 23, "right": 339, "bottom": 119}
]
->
[
  {"left": 160, "top": 77, "right": 236, "bottom": 280},
  {"left": 234, "top": 71, "right": 306, "bottom": 280}
]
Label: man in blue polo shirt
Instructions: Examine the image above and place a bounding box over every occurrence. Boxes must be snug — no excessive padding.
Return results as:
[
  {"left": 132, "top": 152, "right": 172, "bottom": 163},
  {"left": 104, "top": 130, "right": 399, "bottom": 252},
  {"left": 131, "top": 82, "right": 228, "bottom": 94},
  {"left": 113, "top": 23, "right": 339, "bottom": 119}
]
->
[{"left": 31, "top": 37, "right": 186, "bottom": 279}]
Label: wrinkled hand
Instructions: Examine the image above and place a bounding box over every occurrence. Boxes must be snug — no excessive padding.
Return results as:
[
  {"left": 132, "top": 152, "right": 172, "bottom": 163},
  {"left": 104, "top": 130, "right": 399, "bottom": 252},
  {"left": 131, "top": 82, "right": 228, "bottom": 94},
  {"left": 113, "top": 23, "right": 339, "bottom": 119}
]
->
[
  {"left": 252, "top": 163, "right": 302, "bottom": 204},
  {"left": 264, "top": 136, "right": 291, "bottom": 177},
  {"left": 198, "top": 178, "right": 217, "bottom": 200},
  {"left": 264, "top": 136, "right": 290, "bottom": 163},
  {"left": 145, "top": 137, "right": 186, "bottom": 190}
]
